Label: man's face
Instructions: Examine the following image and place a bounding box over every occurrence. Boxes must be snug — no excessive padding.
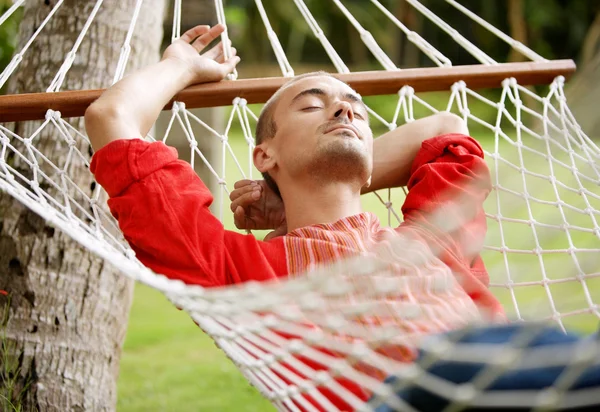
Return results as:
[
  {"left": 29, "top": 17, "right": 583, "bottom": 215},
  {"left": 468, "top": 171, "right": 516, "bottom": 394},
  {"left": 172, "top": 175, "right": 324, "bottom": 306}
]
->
[{"left": 267, "top": 75, "right": 374, "bottom": 188}]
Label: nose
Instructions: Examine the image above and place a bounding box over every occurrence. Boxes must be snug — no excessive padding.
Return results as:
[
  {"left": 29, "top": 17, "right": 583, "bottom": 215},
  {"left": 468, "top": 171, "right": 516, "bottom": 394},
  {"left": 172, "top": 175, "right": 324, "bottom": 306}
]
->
[{"left": 332, "top": 100, "right": 354, "bottom": 122}]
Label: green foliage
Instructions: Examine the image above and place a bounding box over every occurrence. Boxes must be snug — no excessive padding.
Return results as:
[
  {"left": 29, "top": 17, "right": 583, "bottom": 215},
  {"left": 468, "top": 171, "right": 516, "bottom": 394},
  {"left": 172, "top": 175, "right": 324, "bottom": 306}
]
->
[
  {"left": 221, "top": 0, "right": 597, "bottom": 69},
  {"left": 0, "top": 2, "right": 20, "bottom": 61},
  {"left": 0, "top": 0, "right": 596, "bottom": 80},
  {"left": 0, "top": 0, "right": 22, "bottom": 94}
]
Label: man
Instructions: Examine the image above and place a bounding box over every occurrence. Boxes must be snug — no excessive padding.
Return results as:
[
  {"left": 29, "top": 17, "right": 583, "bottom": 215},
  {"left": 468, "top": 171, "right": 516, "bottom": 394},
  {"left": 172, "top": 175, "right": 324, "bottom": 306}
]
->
[
  {"left": 86, "top": 24, "right": 600, "bottom": 411},
  {"left": 85, "top": 23, "right": 498, "bottom": 409},
  {"left": 86, "top": 22, "right": 498, "bottom": 301}
]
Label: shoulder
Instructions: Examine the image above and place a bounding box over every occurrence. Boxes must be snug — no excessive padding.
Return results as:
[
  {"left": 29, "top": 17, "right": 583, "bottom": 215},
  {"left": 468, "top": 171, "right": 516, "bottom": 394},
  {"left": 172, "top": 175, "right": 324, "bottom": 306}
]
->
[{"left": 91, "top": 139, "right": 181, "bottom": 197}]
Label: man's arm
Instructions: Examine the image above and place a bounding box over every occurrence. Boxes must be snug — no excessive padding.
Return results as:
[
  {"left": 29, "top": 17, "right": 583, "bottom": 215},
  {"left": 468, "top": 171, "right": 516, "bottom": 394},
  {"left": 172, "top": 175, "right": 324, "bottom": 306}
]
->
[
  {"left": 401, "top": 134, "right": 490, "bottom": 257},
  {"left": 400, "top": 134, "right": 503, "bottom": 317},
  {"left": 87, "top": 25, "right": 289, "bottom": 287},
  {"left": 85, "top": 24, "right": 239, "bottom": 151},
  {"left": 91, "top": 140, "right": 287, "bottom": 286},
  {"left": 364, "top": 112, "right": 468, "bottom": 193},
  {"left": 228, "top": 112, "right": 469, "bottom": 232}
]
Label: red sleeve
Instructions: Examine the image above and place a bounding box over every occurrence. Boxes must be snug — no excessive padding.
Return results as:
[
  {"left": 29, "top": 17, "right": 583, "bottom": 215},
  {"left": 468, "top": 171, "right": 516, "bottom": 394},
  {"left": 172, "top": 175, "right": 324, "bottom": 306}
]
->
[
  {"left": 90, "top": 139, "right": 288, "bottom": 287},
  {"left": 401, "top": 133, "right": 503, "bottom": 317}
]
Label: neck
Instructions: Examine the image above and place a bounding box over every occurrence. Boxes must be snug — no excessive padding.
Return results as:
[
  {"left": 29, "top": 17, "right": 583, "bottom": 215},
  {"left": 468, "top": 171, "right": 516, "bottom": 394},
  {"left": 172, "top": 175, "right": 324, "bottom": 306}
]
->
[{"left": 280, "top": 181, "right": 363, "bottom": 232}]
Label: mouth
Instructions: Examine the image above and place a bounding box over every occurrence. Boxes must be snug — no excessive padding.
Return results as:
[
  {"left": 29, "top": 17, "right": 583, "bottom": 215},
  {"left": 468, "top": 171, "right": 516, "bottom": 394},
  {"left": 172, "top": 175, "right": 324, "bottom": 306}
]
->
[{"left": 325, "top": 125, "right": 359, "bottom": 138}]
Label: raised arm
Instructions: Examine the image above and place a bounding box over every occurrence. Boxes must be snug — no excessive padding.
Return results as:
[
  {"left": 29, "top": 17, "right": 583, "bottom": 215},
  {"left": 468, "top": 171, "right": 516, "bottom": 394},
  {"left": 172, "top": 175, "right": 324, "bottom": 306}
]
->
[
  {"left": 400, "top": 133, "right": 503, "bottom": 316},
  {"left": 87, "top": 25, "right": 288, "bottom": 287},
  {"left": 365, "top": 112, "right": 468, "bottom": 193},
  {"left": 85, "top": 24, "right": 239, "bottom": 151},
  {"left": 229, "top": 112, "right": 469, "bottom": 233}
]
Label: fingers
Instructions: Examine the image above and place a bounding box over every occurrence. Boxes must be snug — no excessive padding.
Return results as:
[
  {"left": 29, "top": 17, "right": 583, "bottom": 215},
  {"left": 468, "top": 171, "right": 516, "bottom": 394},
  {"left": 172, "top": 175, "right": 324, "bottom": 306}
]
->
[
  {"left": 202, "top": 42, "right": 224, "bottom": 61},
  {"left": 218, "top": 47, "right": 235, "bottom": 64},
  {"left": 229, "top": 182, "right": 258, "bottom": 202},
  {"left": 234, "top": 205, "right": 255, "bottom": 230},
  {"left": 220, "top": 52, "right": 240, "bottom": 76},
  {"left": 191, "top": 24, "right": 225, "bottom": 52},
  {"left": 203, "top": 40, "right": 233, "bottom": 62},
  {"left": 234, "top": 205, "right": 245, "bottom": 229},
  {"left": 230, "top": 185, "right": 261, "bottom": 213},
  {"left": 179, "top": 25, "right": 210, "bottom": 44},
  {"left": 264, "top": 225, "right": 287, "bottom": 241},
  {"left": 230, "top": 179, "right": 259, "bottom": 202},
  {"left": 234, "top": 179, "right": 258, "bottom": 190}
]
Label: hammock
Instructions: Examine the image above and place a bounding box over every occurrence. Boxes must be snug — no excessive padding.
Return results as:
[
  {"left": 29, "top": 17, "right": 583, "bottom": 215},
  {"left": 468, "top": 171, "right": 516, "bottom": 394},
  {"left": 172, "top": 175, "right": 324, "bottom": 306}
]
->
[{"left": 0, "top": 0, "right": 598, "bottom": 410}]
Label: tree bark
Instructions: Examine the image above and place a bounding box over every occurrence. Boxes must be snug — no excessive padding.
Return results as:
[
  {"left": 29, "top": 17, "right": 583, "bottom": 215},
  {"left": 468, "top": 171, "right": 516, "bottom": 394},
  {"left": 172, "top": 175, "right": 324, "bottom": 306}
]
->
[
  {"left": 507, "top": 0, "right": 528, "bottom": 62},
  {"left": 401, "top": 1, "right": 422, "bottom": 68},
  {"left": 565, "top": 8, "right": 600, "bottom": 140},
  {"left": 566, "top": 52, "right": 600, "bottom": 140},
  {"left": 580, "top": 9, "right": 600, "bottom": 66},
  {"left": 0, "top": 1, "right": 165, "bottom": 411},
  {"left": 506, "top": 0, "right": 537, "bottom": 124}
]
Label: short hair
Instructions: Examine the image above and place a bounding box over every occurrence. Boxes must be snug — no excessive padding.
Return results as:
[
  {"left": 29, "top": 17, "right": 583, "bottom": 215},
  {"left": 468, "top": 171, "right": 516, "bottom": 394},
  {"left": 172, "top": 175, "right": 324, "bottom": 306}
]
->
[{"left": 255, "top": 71, "right": 340, "bottom": 197}]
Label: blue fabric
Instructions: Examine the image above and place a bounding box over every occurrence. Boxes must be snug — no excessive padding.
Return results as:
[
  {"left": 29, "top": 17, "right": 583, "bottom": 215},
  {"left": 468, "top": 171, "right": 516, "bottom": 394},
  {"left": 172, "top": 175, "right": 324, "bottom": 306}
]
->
[{"left": 371, "top": 324, "right": 600, "bottom": 411}]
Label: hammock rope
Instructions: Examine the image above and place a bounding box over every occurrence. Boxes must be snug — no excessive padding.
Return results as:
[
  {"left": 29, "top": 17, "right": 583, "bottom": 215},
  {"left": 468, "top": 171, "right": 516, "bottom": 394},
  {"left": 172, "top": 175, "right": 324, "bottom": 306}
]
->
[{"left": 0, "top": 1, "right": 598, "bottom": 410}]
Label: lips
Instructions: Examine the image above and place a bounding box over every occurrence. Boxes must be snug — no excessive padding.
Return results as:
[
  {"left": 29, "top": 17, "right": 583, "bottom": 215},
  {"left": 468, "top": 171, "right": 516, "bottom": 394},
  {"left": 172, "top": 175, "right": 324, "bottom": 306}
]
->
[{"left": 325, "top": 125, "right": 359, "bottom": 138}]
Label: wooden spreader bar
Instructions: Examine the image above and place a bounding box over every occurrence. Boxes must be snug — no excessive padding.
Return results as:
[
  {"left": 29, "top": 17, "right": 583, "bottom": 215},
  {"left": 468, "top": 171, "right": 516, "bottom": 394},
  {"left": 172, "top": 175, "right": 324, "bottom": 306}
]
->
[{"left": 0, "top": 60, "right": 575, "bottom": 123}]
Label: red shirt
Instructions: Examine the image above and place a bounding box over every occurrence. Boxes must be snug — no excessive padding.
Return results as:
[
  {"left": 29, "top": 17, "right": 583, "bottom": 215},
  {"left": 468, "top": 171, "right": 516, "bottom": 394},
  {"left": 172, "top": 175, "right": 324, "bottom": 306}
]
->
[{"left": 91, "top": 133, "right": 504, "bottom": 410}]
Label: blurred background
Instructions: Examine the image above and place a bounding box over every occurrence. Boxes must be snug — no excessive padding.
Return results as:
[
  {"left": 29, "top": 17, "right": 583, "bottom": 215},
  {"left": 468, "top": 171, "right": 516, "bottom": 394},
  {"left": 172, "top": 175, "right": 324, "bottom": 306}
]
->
[
  {"left": 1, "top": 0, "right": 599, "bottom": 135},
  {"left": 0, "top": 1, "right": 598, "bottom": 410}
]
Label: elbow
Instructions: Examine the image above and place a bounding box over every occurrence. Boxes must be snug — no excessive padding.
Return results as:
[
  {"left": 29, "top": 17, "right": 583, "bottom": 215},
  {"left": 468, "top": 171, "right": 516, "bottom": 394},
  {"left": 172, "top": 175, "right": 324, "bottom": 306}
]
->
[
  {"left": 431, "top": 112, "right": 469, "bottom": 137},
  {"left": 85, "top": 100, "right": 122, "bottom": 129},
  {"left": 84, "top": 101, "right": 101, "bottom": 134},
  {"left": 84, "top": 100, "right": 135, "bottom": 152},
  {"left": 84, "top": 102, "right": 116, "bottom": 151},
  {"left": 84, "top": 102, "right": 106, "bottom": 151}
]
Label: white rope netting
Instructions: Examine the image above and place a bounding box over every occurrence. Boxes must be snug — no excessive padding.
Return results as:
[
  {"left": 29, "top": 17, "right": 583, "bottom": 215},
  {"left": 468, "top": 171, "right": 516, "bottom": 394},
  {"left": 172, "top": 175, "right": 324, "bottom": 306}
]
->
[{"left": 0, "top": 0, "right": 599, "bottom": 410}]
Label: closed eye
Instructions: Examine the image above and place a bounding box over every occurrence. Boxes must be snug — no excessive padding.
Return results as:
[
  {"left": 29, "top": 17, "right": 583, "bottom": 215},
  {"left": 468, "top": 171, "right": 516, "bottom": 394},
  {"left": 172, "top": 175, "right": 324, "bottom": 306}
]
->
[{"left": 302, "top": 107, "right": 322, "bottom": 111}]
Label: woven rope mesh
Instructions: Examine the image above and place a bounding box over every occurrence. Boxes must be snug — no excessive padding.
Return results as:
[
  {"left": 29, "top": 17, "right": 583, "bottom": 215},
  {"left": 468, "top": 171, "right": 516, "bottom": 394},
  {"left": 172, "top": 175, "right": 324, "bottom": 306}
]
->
[{"left": 0, "top": 0, "right": 599, "bottom": 410}]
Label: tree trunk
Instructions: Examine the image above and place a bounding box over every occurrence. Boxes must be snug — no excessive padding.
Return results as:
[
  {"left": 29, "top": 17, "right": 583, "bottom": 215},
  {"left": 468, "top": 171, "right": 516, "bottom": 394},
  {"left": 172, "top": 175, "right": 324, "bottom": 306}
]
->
[
  {"left": 0, "top": 1, "right": 165, "bottom": 411},
  {"left": 565, "top": 8, "right": 600, "bottom": 140},
  {"left": 506, "top": 0, "right": 537, "bottom": 123},
  {"left": 580, "top": 9, "right": 600, "bottom": 66},
  {"left": 507, "top": 0, "right": 528, "bottom": 62},
  {"left": 566, "top": 52, "right": 600, "bottom": 140},
  {"left": 401, "top": 1, "right": 422, "bottom": 68},
  {"left": 347, "top": 18, "right": 368, "bottom": 69}
]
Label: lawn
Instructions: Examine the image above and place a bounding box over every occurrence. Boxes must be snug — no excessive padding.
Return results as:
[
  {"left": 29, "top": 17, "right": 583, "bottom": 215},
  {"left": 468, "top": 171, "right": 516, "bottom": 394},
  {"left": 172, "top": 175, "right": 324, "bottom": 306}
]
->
[
  {"left": 117, "top": 283, "right": 273, "bottom": 411},
  {"left": 117, "top": 94, "right": 599, "bottom": 410}
]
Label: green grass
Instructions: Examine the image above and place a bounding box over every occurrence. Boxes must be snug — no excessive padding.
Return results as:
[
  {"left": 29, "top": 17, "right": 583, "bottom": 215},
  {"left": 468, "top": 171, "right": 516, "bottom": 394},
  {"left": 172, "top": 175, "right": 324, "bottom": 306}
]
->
[
  {"left": 118, "top": 107, "right": 599, "bottom": 410},
  {"left": 117, "top": 284, "right": 273, "bottom": 411}
]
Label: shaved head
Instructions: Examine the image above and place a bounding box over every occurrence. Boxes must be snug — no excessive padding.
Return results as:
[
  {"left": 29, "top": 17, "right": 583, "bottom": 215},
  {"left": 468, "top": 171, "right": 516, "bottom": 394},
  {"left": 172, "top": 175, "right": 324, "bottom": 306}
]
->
[
  {"left": 253, "top": 72, "right": 373, "bottom": 200},
  {"left": 255, "top": 72, "right": 362, "bottom": 195}
]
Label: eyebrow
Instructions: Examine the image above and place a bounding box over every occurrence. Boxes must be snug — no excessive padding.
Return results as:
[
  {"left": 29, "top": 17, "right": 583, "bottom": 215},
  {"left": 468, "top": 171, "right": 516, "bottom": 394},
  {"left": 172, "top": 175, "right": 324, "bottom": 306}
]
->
[
  {"left": 290, "top": 88, "right": 326, "bottom": 104},
  {"left": 290, "top": 87, "right": 367, "bottom": 113}
]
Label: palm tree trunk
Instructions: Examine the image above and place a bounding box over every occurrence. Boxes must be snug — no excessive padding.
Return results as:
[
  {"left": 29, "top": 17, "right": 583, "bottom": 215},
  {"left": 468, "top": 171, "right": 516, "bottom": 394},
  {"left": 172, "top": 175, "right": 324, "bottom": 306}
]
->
[{"left": 0, "top": 1, "right": 165, "bottom": 410}]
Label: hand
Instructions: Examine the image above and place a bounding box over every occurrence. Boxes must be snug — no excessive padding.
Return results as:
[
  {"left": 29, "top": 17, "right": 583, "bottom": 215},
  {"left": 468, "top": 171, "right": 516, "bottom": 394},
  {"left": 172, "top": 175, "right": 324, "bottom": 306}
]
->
[
  {"left": 230, "top": 180, "right": 287, "bottom": 241},
  {"left": 162, "top": 24, "right": 240, "bottom": 86}
]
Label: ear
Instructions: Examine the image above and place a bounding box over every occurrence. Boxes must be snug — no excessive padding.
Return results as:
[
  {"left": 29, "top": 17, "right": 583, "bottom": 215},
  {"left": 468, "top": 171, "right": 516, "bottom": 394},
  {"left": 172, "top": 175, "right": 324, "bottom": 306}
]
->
[
  {"left": 363, "top": 175, "right": 372, "bottom": 189},
  {"left": 253, "top": 143, "right": 277, "bottom": 174}
]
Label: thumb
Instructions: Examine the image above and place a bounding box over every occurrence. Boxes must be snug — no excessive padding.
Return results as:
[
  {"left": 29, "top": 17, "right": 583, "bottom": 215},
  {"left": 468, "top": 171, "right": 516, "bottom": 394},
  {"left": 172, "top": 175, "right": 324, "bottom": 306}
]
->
[
  {"left": 220, "top": 55, "right": 240, "bottom": 77},
  {"left": 264, "top": 225, "right": 287, "bottom": 241}
]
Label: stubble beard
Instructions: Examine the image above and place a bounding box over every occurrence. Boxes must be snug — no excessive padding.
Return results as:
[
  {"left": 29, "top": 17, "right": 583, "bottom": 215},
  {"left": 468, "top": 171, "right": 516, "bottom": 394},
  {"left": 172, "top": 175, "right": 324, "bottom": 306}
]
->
[{"left": 307, "top": 132, "right": 371, "bottom": 186}]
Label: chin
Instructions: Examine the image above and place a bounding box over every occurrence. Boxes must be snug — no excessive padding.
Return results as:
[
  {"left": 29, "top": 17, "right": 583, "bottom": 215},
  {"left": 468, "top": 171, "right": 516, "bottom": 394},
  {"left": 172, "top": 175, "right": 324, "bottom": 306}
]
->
[{"left": 309, "top": 139, "right": 371, "bottom": 183}]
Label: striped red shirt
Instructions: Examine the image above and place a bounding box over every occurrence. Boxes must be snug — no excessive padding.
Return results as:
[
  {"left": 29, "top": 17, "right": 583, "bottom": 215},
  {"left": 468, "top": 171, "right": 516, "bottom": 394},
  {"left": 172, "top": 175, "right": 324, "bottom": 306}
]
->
[{"left": 91, "top": 133, "right": 504, "bottom": 411}]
